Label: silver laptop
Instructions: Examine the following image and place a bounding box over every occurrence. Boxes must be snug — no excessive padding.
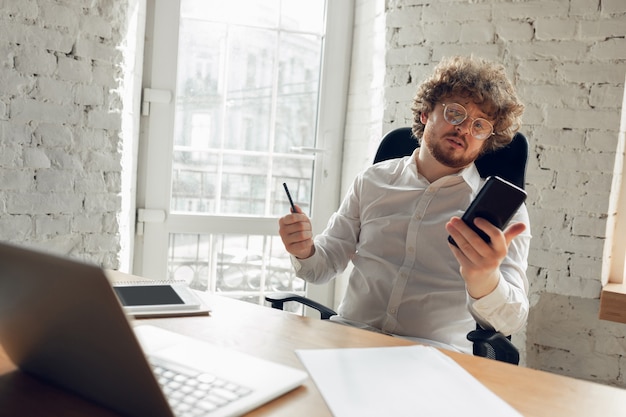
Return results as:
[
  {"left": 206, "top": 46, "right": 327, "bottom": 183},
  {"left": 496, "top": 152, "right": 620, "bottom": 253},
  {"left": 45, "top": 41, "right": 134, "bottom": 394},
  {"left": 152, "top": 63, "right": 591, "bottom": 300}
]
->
[{"left": 0, "top": 242, "right": 306, "bottom": 417}]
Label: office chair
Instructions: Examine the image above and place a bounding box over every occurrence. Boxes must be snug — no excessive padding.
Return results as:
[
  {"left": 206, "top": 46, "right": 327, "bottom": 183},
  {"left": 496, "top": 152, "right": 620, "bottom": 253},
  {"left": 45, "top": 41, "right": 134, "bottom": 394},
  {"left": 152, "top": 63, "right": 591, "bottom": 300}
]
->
[{"left": 267, "top": 127, "right": 528, "bottom": 365}]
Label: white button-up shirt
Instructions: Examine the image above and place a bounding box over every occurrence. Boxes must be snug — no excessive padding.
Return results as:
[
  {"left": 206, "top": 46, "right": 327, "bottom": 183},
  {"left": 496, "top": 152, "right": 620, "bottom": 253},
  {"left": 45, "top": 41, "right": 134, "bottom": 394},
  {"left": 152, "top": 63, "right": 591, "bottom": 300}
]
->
[{"left": 292, "top": 152, "right": 530, "bottom": 353}]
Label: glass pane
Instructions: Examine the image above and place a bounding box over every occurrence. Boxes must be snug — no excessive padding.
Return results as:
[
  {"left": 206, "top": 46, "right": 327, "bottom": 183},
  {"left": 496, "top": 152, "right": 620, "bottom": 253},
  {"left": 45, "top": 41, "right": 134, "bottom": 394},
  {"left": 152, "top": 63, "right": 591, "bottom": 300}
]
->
[
  {"left": 168, "top": 233, "right": 305, "bottom": 311},
  {"left": 174, "top": 19, "right": 224, "bottom": 150},
  {"left": 273, "top": 156, "right": 313, "bottom": 216},
  {"left": 221, "top": 154, "right": 269, "bottom": 215},
  {"left": 275, "top": 32, "right": 321, "bottom": 153},
  {"left": 166, "top": 0, "right": 325, "bottom": 310},
  {"left": 181, "top": 0, "right": 280, "bottom": 29},
  {"left": 281, "top": 0, "right": 325, "bottom": 33},
  {"left": 171, "top": 150, "right": 218, "bottom": 213},
  {"left": 172, "top": 2, "right": 323, "bottom": 216}
]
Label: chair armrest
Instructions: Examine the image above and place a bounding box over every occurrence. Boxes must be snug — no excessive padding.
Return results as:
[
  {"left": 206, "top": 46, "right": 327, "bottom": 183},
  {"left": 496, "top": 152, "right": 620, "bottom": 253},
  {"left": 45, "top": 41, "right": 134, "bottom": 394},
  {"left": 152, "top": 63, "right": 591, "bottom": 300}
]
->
[
  {"left": 467, "top": 327, "right": 520, "bottom": 365},
  {"left": 267, "top": 293, "right": 519, "bottom": 364},
  {"left": 265, "top": 293, "right": 337, "bottom": 320}
]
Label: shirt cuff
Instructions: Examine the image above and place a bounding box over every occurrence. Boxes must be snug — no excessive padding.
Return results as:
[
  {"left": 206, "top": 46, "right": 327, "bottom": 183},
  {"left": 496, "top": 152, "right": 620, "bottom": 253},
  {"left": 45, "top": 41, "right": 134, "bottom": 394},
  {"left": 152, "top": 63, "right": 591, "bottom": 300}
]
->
[
  {"left": 290, "top": 254, "right": 303, "bottom": 273},
  {"left": 469, "top": 273, "right": 508, "bottom": 315}
]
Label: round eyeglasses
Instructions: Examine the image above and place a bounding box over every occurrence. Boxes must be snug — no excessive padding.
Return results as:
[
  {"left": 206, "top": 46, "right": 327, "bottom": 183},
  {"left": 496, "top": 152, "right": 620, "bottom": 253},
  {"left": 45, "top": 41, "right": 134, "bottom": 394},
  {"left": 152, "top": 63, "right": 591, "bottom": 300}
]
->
[{"left": 441, "top": 103, "right": 494, "bottom": 140}]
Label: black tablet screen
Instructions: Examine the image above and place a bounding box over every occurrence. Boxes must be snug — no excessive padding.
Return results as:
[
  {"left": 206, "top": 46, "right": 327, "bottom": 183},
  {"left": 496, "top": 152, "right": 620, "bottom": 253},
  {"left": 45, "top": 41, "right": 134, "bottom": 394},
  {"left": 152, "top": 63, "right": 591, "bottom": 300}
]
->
[{"left": 114, "top": 285, "right": 184, "bottom": 306}]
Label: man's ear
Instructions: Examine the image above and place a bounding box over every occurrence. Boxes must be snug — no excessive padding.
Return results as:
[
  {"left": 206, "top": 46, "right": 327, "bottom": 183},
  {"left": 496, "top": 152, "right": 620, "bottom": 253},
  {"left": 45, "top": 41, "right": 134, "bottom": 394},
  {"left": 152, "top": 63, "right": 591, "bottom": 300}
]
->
[{"left": 420, "top": 112, "right": 428, "bottom": 124}]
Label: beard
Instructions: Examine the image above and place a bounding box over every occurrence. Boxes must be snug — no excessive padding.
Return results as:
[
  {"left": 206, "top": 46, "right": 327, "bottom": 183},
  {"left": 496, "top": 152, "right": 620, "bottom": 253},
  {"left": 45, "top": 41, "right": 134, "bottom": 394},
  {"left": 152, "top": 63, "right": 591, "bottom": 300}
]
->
[{"left": 424, "top": 132, "right": 482, "bottom": 169}]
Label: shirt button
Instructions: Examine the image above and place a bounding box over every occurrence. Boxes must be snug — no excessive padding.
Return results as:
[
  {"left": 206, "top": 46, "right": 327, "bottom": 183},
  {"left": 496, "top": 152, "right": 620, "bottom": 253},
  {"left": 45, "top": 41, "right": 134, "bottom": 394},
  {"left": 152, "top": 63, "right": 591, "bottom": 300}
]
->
[
  {"left": 390, "top": 307, "right": 397, "bottom": 314},
  {"left": 407, "top": 246, "right": 415, "bottom": 253}
]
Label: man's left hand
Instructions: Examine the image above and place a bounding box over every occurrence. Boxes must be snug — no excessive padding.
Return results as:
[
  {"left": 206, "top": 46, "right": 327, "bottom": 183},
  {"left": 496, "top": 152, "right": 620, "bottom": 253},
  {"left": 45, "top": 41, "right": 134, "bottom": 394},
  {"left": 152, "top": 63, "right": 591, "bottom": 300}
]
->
[{"left": 446, "top": 216, "right": 526, "bottom": 299}]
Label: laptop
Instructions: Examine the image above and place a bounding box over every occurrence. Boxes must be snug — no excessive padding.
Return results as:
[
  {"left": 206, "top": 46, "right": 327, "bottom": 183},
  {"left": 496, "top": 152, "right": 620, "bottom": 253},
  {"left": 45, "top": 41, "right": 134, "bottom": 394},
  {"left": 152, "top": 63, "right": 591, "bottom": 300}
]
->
[{"left": 0, "top": 242, "right": 307, "bottom": 417}]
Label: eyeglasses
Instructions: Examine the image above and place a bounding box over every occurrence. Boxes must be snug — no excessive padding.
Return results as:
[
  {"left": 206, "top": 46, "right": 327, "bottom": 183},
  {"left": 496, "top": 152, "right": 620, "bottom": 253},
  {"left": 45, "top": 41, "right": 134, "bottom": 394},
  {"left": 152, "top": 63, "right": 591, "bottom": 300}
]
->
[{"left": 441, "top": 103, "right": 494, "bottom": 140}]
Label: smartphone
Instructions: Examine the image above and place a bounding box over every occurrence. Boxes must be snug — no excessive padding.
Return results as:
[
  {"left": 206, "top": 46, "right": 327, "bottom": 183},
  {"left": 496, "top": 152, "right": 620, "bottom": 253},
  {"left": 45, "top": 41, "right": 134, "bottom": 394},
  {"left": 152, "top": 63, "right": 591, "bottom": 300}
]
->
[
  {"left": 283, "top": 182, "right": 297, "bottom": 213},
  {"left": 448, "top": 176, "right": 527, "bottom": 247}
]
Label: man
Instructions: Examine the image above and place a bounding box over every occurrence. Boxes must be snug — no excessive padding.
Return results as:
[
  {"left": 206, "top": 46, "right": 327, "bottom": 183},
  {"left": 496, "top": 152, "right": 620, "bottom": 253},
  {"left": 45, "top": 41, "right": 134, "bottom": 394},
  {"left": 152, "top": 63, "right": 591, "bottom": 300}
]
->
[{"left": 278, "top": 55, "right": 529, "bottom": 354}]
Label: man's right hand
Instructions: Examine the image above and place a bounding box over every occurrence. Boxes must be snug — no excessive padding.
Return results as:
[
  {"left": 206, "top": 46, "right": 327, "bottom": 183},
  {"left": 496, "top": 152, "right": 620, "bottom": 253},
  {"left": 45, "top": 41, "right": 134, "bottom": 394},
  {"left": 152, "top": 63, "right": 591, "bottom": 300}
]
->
[{"left": 278, "top": 205, "right": 315, "bottom": 259}]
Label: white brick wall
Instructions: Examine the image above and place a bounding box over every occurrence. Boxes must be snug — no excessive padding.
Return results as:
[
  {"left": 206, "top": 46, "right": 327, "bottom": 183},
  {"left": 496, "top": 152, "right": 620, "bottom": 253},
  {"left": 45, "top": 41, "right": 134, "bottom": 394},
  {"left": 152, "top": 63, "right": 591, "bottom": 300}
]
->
[
  {"left": 0, "top": 0, "right": 143, "bottom": 268},
  {"left": 344, "top": 0, "right": 626, "bottom": 386}
]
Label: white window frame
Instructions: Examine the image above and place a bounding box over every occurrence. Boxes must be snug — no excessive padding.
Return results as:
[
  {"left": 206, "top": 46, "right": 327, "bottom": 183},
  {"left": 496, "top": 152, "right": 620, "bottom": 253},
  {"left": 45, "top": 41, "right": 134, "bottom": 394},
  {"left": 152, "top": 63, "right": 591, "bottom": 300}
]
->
[
  {"left": 602, "top": 74, "right": 626, "bottom": 288},
  {"left": 600, "top": 74, "right": 626, "bottom": 324},
  {"left": 133, "top": 0, "right": 355, "bottom": 309}
]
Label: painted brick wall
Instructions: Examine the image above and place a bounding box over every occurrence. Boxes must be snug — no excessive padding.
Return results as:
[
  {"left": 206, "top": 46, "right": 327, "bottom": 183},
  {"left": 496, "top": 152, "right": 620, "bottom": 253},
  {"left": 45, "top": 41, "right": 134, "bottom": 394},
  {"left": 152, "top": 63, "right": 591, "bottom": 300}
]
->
[
  {"left": 344, "top": 0, "right": 626, "bottom": 387},
  {"left": 0, "top": 0, "right": 142, "bottom": 269}
]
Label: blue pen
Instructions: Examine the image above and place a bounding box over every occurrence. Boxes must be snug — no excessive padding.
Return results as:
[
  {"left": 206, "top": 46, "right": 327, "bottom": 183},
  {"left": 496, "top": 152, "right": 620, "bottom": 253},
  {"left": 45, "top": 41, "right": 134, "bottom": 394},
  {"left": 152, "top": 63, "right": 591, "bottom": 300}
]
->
[{"left": 282, "top": 183, "right": 297, "bottom": 213}]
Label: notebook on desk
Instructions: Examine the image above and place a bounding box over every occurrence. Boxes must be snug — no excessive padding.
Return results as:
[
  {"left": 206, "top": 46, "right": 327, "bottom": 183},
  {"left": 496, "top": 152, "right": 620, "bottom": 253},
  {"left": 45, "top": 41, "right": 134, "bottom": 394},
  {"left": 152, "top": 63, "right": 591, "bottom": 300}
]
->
[{"left": 0, "top": 242, "right": 306, "bottom": 417}]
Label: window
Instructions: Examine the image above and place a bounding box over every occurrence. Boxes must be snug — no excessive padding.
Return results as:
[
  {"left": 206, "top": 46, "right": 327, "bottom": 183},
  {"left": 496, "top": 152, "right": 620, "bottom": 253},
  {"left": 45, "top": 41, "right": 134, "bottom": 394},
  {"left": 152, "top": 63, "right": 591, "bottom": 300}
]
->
[{"left": 135, "top": 0, "right": 352, "bottom": 310}]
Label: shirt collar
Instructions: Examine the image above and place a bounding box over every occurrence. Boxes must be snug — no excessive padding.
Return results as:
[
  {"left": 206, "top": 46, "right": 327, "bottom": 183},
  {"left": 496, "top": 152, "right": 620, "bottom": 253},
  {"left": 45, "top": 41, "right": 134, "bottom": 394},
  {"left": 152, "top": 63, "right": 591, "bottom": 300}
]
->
[
  {"left": 409, "top": 148, "right": 483, "bottom": 191},
  {"left": 459, "top": 163, "right": 483, "bottom": 192}
]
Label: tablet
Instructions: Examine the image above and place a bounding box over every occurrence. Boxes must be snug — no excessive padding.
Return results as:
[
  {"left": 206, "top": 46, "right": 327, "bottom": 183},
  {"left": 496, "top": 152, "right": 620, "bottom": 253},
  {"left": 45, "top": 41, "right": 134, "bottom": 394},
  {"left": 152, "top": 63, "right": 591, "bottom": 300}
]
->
[{"left": 113, "top": 281, "right": 210, "bottom": 317}]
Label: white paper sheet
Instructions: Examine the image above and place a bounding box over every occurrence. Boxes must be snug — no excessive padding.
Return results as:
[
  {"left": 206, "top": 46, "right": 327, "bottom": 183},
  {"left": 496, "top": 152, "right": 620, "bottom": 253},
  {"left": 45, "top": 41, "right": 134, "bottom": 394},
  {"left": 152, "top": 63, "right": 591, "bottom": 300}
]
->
[{"left": 296, "top": 345, "right": 522, "bottom": 417}]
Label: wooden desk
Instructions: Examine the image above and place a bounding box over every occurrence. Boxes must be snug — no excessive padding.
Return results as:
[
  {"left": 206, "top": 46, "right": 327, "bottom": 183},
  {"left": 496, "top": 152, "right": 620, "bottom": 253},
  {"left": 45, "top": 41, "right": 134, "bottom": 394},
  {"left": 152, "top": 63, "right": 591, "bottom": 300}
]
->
[{"left": 1, "top": 287, "right": 625, "bottom": 416}]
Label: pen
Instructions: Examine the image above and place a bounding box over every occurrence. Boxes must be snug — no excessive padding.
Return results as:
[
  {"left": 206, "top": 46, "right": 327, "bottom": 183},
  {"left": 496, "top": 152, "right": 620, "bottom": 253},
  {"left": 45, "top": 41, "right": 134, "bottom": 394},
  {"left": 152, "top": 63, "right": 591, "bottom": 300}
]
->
[{"left": 282, "top": 182, "right": 297, "bottom": 213}]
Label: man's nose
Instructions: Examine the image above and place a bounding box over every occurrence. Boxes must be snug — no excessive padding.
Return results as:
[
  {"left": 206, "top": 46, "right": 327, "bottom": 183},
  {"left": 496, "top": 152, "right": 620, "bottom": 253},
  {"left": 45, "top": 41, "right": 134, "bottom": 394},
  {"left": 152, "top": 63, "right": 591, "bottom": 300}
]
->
[{"left": 455, "top": 118, "right": 472, "bottom": 135}]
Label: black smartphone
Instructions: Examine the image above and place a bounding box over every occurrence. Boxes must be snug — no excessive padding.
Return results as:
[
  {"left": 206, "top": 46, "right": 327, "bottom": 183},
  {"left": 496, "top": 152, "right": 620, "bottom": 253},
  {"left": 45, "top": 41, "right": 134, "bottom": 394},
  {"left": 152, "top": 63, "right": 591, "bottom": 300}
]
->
[{"left": 448, "top": 176, "right": 527, "bottom": 247}]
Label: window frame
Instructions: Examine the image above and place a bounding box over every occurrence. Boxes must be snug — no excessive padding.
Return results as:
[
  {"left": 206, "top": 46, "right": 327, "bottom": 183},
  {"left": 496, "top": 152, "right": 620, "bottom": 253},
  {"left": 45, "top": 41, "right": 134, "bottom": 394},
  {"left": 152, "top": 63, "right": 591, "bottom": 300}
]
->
[
  {"left": 133, "top": 0, "right": 355, "bottom": 309},
  {"left": 600, "top": 73, "right": 626, "bottom": 324}
]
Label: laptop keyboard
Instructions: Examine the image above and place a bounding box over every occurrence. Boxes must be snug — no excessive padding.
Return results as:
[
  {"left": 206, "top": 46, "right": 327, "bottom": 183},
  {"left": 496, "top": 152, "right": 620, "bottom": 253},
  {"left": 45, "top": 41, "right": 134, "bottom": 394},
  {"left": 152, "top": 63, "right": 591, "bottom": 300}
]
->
[{"left": 149, "top": 357, "right": 253, "bottom": 417}]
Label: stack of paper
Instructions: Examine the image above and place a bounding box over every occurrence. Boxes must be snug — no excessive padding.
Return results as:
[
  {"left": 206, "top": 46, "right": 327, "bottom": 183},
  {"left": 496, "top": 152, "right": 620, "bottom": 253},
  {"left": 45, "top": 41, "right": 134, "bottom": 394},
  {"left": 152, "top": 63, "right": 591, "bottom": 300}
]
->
[{"left": 296, "top": 345, "right": 522, "bottom": 417}]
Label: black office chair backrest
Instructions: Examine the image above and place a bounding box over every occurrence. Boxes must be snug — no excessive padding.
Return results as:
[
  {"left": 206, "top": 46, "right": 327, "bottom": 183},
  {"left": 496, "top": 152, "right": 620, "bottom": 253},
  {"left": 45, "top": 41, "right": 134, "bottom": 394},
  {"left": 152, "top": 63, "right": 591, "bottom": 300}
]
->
[{"left": 373, "top": 127, "right": 528, "bottom": 189}]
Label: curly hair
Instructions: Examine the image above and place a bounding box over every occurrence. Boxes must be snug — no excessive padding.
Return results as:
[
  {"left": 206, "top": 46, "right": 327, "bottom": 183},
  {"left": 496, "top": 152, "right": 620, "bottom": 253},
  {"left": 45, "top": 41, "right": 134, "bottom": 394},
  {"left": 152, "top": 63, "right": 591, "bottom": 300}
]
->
[{"left": 411, "top": 56, "right": 525, "bottom": 153}]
